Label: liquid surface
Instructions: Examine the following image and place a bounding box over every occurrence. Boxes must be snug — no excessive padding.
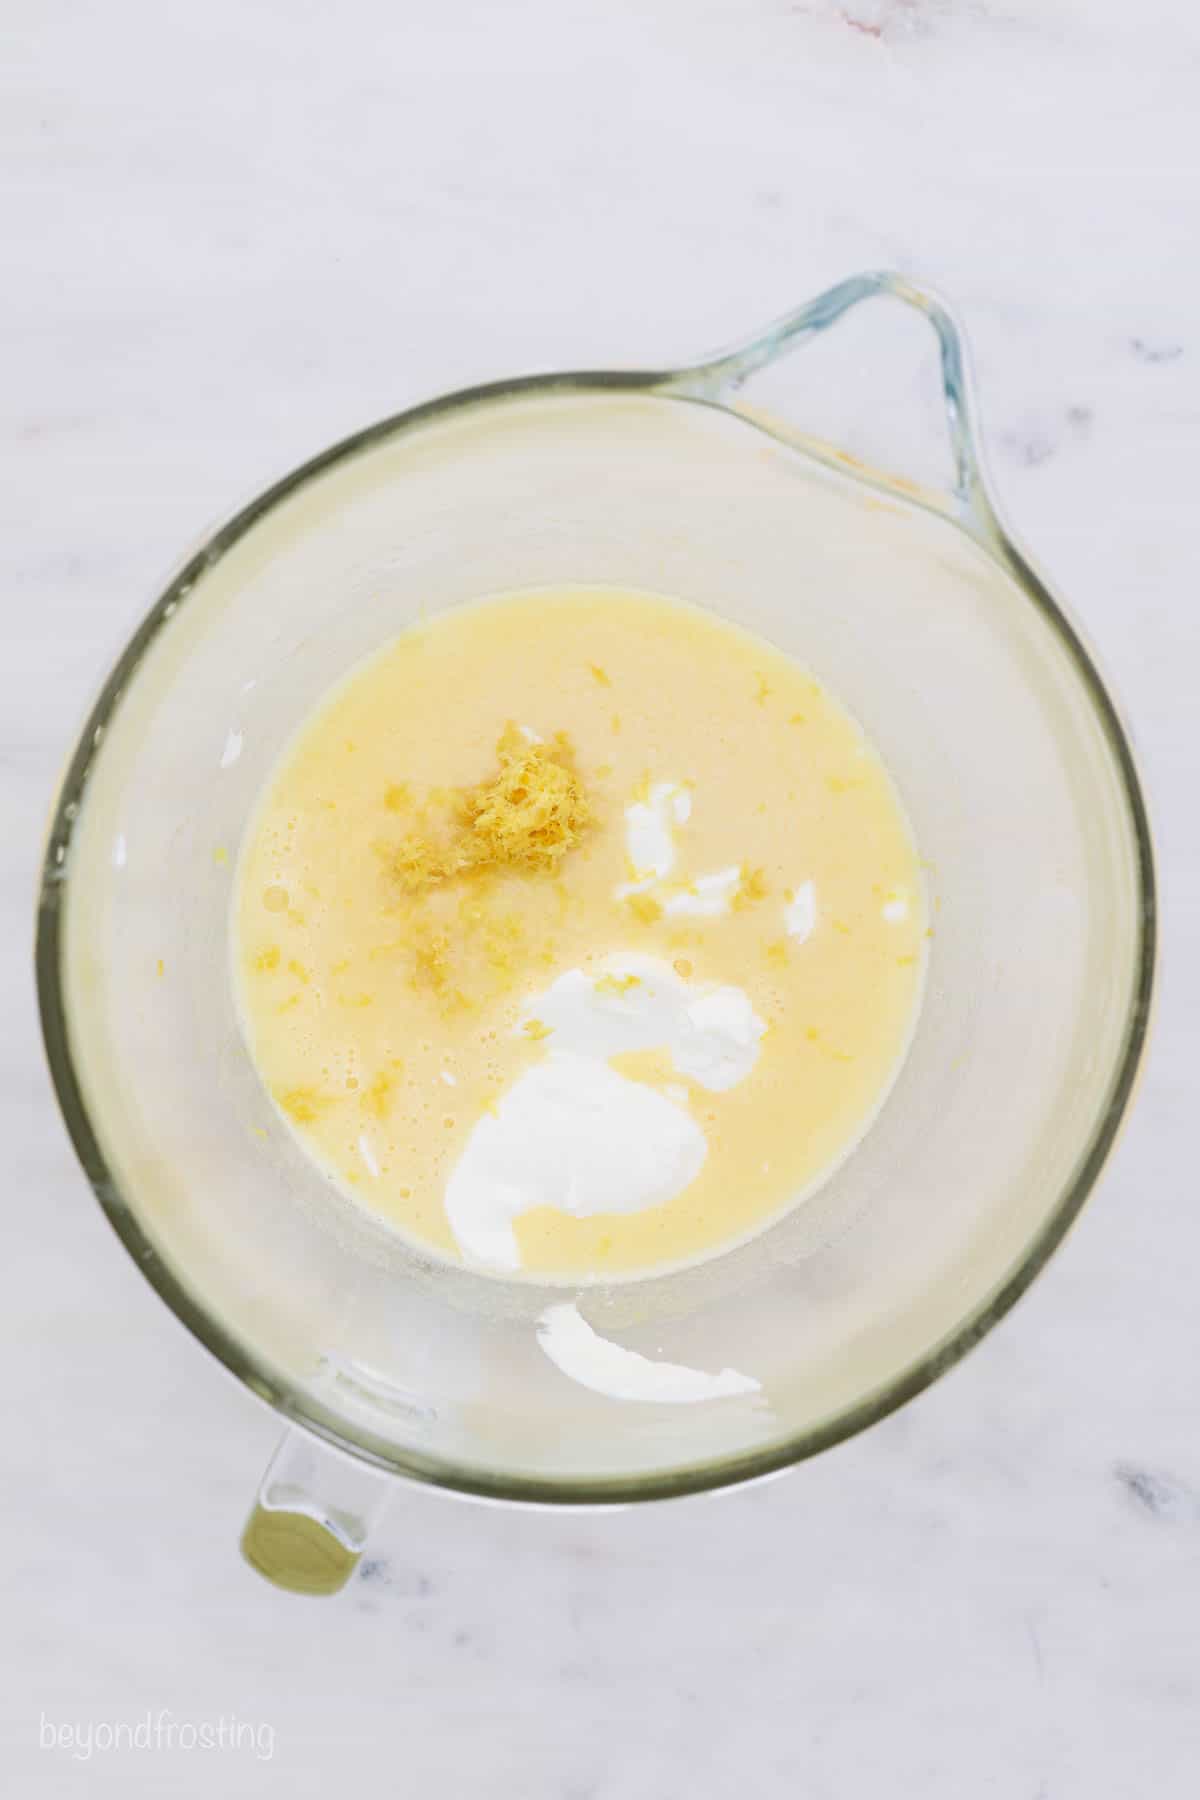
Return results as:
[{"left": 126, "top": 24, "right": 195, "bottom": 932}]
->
[{"left": 234, "top": 586, "right": 926, "bottom": 1280}]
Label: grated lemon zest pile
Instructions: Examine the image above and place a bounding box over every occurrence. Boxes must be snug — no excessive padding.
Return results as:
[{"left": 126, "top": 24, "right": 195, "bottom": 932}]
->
[
  {"left": 733, "top": 866, "right": 769, "bottom": 910},
  {"left": 387, "top": 724, "right": 591, "bottom": 896},
  {"left": 626, "top": 893, "right": 662, "bottom": 925},
  {"left": 594, "top": 972, "right": 641, "bottom": 996},
  {"left": 363, "top": 1071, "right": 395, "bottom": 1118},
  {"left": 278, "top": 1086, "right": 334, "bottom": 1124}
]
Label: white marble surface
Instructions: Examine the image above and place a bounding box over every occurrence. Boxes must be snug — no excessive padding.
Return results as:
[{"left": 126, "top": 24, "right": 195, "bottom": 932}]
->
[{"left": 4, "top": 1, "right": 1199, "bottom": 1792}]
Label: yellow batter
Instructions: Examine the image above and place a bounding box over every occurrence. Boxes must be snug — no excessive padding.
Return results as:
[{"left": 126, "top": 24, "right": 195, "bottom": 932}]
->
[{"left": 233, "top": 586, "right": 925, "bottom": 1280}]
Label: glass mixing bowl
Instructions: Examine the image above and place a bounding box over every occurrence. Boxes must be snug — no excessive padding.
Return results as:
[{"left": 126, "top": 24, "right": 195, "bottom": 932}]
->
[{"left": 37, "top": 274, "right": 1154, "bottom": 1594}]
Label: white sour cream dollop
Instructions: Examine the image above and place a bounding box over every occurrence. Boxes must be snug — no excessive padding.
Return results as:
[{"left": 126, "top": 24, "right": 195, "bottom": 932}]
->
[
  {"left": 537, "top": 1302, "right": 761, "bottom": 1404},
  {"left": 443, "top": 955, "right": 766, "bottom": 1270}
]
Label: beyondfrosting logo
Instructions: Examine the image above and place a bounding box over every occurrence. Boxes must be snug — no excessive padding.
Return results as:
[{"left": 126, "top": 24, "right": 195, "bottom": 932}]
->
[{"left": 39, "top": 1710, "right": 275, "bottom": 1763}]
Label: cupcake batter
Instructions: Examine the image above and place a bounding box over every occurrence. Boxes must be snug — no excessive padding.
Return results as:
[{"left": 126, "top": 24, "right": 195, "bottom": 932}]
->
[{"left": 234, "top": 586, "right": 925, "bottom": 1281}]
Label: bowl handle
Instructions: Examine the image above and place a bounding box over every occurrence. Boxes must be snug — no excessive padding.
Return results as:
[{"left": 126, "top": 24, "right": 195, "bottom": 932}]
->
[
  {"left": 662, "top": 270, "right": 999, "bottom": 540},
  {"left": 240, "top": 1427, "right": 391, "bottom": 1596}
]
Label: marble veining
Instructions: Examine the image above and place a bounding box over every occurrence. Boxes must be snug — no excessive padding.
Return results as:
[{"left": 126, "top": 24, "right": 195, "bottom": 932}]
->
[
  {"left": 1114, "top": 1464, "right": 1200, "bottom": 1525},
  {"left": 4, "top": 0, "right": 1199, "bottom": 1795},
  {"left": 1128, "top": 337, "right": 1185, "bottom": 365}
]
